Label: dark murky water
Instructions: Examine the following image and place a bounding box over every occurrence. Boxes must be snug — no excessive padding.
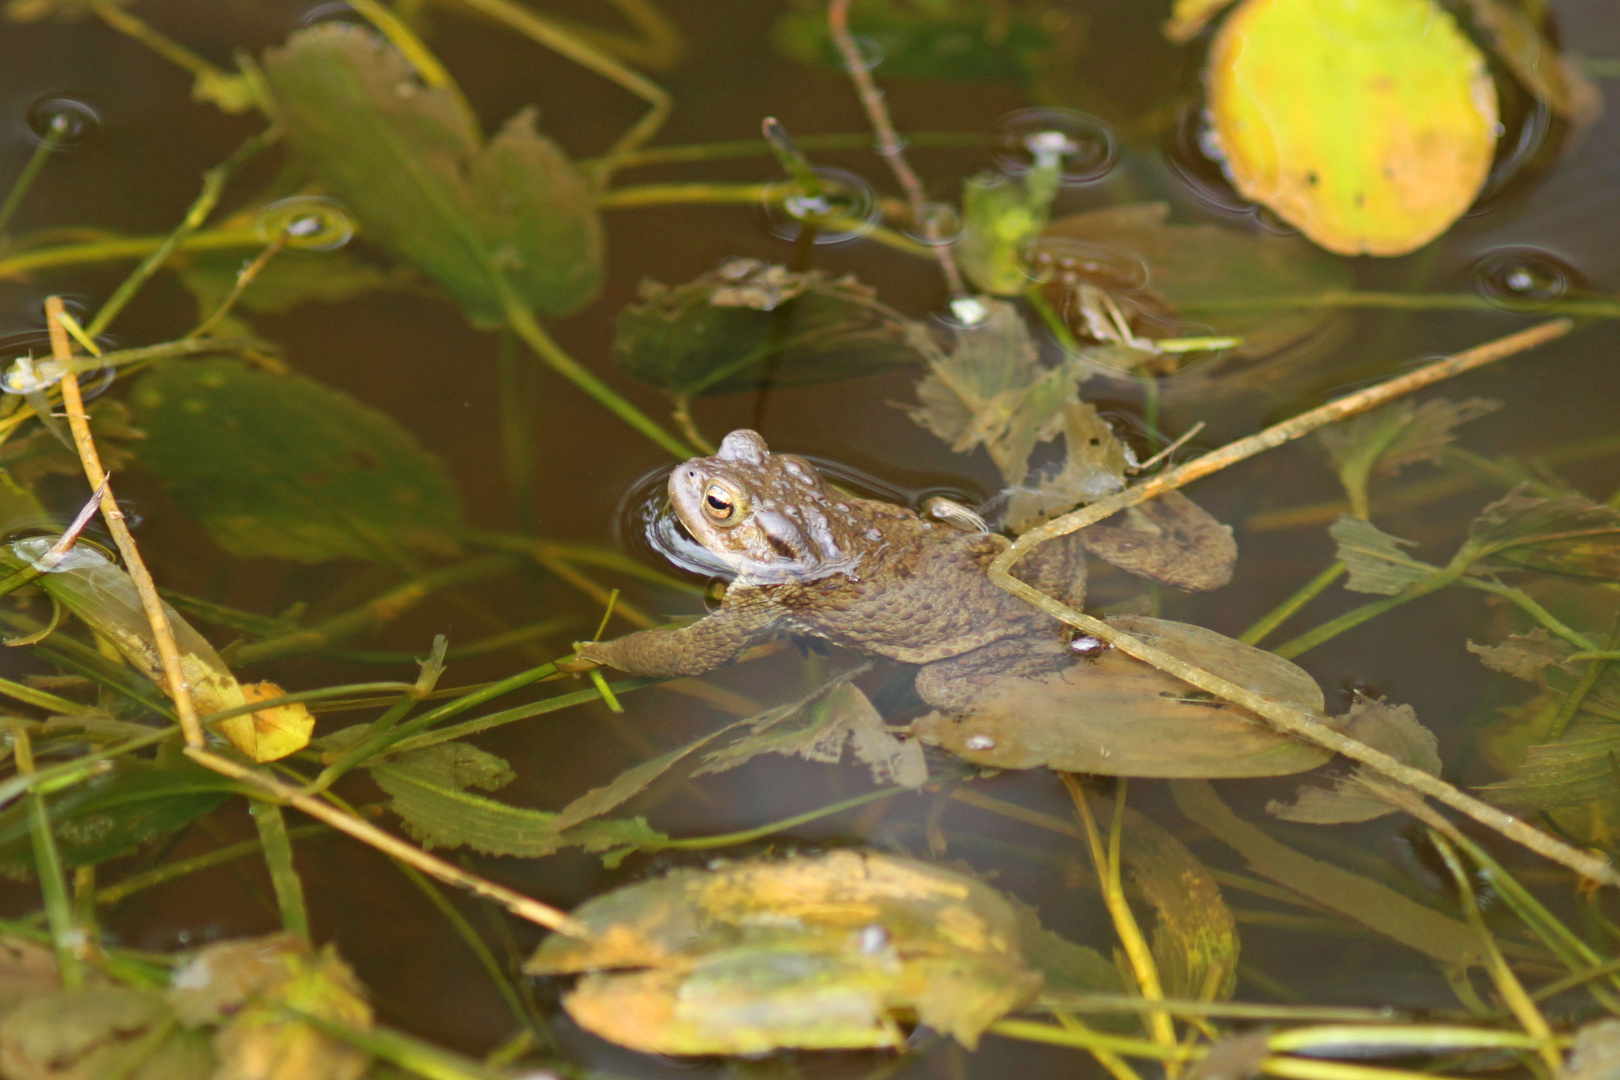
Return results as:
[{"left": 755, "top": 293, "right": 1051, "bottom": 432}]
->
[{"left": 0, "top": 1, "right": 1618, "bottom": 1074}]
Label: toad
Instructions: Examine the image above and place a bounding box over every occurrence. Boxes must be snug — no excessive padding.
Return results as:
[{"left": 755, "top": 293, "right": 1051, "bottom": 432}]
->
[{"left": 570, "top": 429, "right": 1096, "bottom": 711}]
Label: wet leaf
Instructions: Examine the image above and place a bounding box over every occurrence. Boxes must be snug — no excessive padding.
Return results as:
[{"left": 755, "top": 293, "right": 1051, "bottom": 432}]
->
[
  {"left": 1562, "top": 1019, "right": 1620, "bottom": 1080},
  {"left": 170, "top": 933, "right": 372, "bottom": 1080},
  {"left": 1318, "top": 398, "right": 1501, "bottom": 490},
  {"left": 1269, "top": 698, "right": 1439, "bottom": 824},
  {"left": 262, "top": 24, "right": 602, "bottom": 325},
  {"left": 1204, "top": 0, "right": 1497, "bottom": 255},
  {"left": 0, "top": 986, "right": 208, "bottom": 1080},
  {"left": 1331, "top": 516, "right": 1438, "bottom": 595},
  {"left": 773, "top": 0, "right": 1055, "bottom": 82},
  {"left": 1002, "top": 401, "right": 1127, "bottom": 532},
  {"left": 699, "top": 671, "right": 927, "bottom": 789},
  {"left": 178, "top": 250, "right": 415, "bottom": 322},
  {"left": 913, "top": 615, "right": 1332, "bottom": 778},
  {"left": 130, "top": 359, "right": 461, "bottom": 564},
  {"left": 1042, "top": 204, "right": 1353, "bottom": 360},
  {"left": 1465, "top": 487, "right": 1620, "bottom": 579},
  {"left": 1468, "top": 628, "right": 1580, "bottom": 682},
  {"left": 1105, "top": 798, "right": 1239, "bottom": 1000},
  {"left": 909, "top": 299, "right": 1081, "bottom": 487},
  {"left": 215, "top": 681, "right": 316, "bottom": 764},
  {"left": 614, "top": 260, "right": 924, "bottom": 397},
  {"left": 0, "top": 399, "right": 143, "bottom": 490},
  {"left": 0, "top": 938, "right": 61, "bottom": 1020},
  {"left": 1075, "top": 491, "right": 1237, "bottom": 591},
  {"left": 369, "top": 742, "right": 668, "bottom": 858},
  {"left": 526, "top": 850, "right": 1042, "bottom": 1053},
  {"left": 1171, "top": 780, "right": 1483, "bottom": 966},
  {"left": 552, "top": 721, "right": 747, "bottom": 832},
  {"left": 1479, "top": 715, "right": 1620, "bottom": 810},
  {"left": 0, "top": 757, "right": 239, "bottom": 875},
  {"left": 1187, "top": 1031, "right": 1271, "bottom": 1080},
  {"left": 1003, "top": 896, "right": 1123, "bottom": 995}
]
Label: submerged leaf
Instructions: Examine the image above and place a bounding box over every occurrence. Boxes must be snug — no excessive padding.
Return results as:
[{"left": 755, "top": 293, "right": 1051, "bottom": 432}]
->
[
  {"left": 179, "top": 249, "right": 414, "bottom": 321},
  {"left": 614, "top": 260, "right": 923, "bottom": 397},
  {"left": 1204, "top": 0, "right": 1497, "bottom": 255},
  {"left": 130, "top": 359, "right": 461, "bottom": 564},
  {"left": 1465, "top": 487, "right": 1620, "bottom": 579},
  {"left": 1331, "top": 516, "right": 1438, "bottom": 595},
  {"left": 1563, "top": 1019, "right": 1620, "bottom": 1080},
  {"left": 773, "top": 0, "right": 1055, "bottom": 82},
  {"left": 913, "top": 616, "right": 1332, "bottom": 778},
  {"left": 1172, "top": 780, "right": 1483, "bottom": 966},
  {"left": 1463, "top": 0, "right": 1600, "bottom": 122},
  {"left": 552, "top": 721, "right": 746, "bottom": 833},
  {"left": 959, "top": 170, "right": 1059, "bottom": 297},
  {"left": 1468, "top": 628, "right": 1580, "bottom": 682},
  {"left": 526, "top": 850, "right": 1042, "bottom": 1053},
  {"left": 1318, "top": 398, "right": 1500, "bottom": 491},
  {"left": 369, "top": 743, "right": 667, "bottom": 858},
  {"left": 1480, "top": 716, "right": 1620, "bottom": 810},
  {"left": 1002, "top": 401, "right": 1127, "bottom": 532},
  {"left": 262, "top": 24, "right": 601, "bottom": 324},
  {"left": 1269, "top": 698, "right": 1439, "bottom": 824},
  {"left": 0, "top": 986, "right": 209, "bottom": 1080},
  {"left": 1075, "top": 491, "right": 1236, "bottom": 592}
]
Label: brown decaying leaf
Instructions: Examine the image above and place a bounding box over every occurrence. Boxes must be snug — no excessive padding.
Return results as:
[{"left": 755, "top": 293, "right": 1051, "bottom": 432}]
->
[
  {"left": 1467, "top": 486, "right": 1620, "bottom": 579},
  {"left": 1331, "top": 516, "right": 1437, "bottom": 596},
  {"left": 1269, "top": 698, "right": 1439, "bottom": 824},
  {"left": 913, "top": 616, "right": 1330, "bottom": 778},
  {"left": 1172, "top": 780, "right": 1484, "bottom": 967},
  {"left": 1076, "top": 490, "right": 1237, "bottom": 592},
  {"left": 1003, "top": 401, "right": 1127, "bottom": 533},
  {"left": 1187, "top": 1031, "right": 1271, "bottom": 1080},
  {"left": 1562, "top": 1019, "right": 1620, "bottom": 1080},
  {"left": 1468, "top": 628, "right": 1580, "bottom": 682},
  {"left": 1318, "top": 398, "right": 1500, "bottom": 482}
]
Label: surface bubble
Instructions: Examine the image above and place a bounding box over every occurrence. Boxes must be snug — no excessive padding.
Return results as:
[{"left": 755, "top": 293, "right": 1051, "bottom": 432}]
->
[
  {"left": 26, "top": 96, "right": 100, "bottom": 147},
  {"left": 300, "top": 1, "right": 364, "bottom": 25},
  {"left": 903, "top": 201, "right": 963, "bottom": 247},
  {"left": 1473, "top": 247, "right": 1580, "bottom": 310},
  {"left": 846, "top": 35, "right": 886, "bottom": 71},
  {"left": 259, "top": 196, "right": 356, "bottom": 250},
  {"left": 1160, "top": 101, "right": 1250, "bottom": 216},
  {"left": 760, "top": 167, "right": 879, "bottom": 245},
  {"left": 992, "top": 108, "right": 1115, "bottom": 185}
]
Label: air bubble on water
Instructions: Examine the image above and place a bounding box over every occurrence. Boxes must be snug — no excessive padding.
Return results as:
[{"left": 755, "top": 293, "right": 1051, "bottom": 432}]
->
[
  {"left": 903, "top": 201, "right": 963, "bottom": 247},
  {"left": 259, "top": 196, "right": 356, "bottom": 250},
  {"left": 992, "top": 108, "right": 1116, "bottom": 185},
  {"left": 0, "top": 354, "right": 66, "bottom": 395},
  {"left": 300, "top": 1, "right": 363, "bottom": 25},
  {"left": 760, "top": 166, "right": 879, "bottom": 245},
  {"left": 12, "top": 533, "right": 112, "bottom": 574},
  {"left": 1023, "top": 237, "right": 1150, "bottom": 292},
  {"left": 25, "top": 96, "right": 100, "bottom": 148},
  {"left": 1160, "top": 102, "right": 1251, "bottom": 216},
  {"left": 848, "top": 35, "right": 886, "bottom": 71},
  {"left": 1472, "top": 247, "right": 1579, "bottom": 310}
]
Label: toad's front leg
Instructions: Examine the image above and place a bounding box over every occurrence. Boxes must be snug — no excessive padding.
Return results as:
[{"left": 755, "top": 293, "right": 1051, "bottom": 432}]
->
[{"left": 569, "top": 599, "right": 778, "bottom": 677}]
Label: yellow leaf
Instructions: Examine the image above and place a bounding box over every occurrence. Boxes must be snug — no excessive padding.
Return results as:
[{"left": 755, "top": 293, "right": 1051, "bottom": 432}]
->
[
  {"left": 1205, "top": 0, "right": 1497, "bottom": 256},
  {"left": 215, "top": 681, "right": 314, "bottom": 763}
]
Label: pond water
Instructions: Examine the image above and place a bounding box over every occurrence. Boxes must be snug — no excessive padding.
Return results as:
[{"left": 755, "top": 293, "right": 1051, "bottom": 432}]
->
[{"left": 0, "top": 1, "right": 1618, "bottom": 1077}]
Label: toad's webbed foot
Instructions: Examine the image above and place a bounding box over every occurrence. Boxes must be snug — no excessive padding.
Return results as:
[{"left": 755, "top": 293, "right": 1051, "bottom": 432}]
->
[{"left": 571, "top": 608, "right": 776, "bottom": 678}]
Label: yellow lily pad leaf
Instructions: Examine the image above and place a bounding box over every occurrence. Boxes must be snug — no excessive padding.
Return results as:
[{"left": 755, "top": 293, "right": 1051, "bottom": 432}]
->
[
  {"left": 214, "top": 681, "right": 315, "bottom": 764},
  {"left": 1205, "top": 0, "right": 1498, "bottom": 256}
]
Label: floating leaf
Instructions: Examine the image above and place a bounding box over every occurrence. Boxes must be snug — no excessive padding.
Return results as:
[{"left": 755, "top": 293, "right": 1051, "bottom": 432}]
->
[
  {"left": 262, "top": 24, "right": 602, "bottom": 324},
  {"left": 1331, "top": 516, "right": 1437, "bottom": 595},
  {"left": 614, "top": 260, "right": 924, "bottom": 397},
  {"left": 909, "top": 299, "right": 1080, "bottom": 487},
  {"left": 130, "top": 359, "right": 461, "bottom": 564},
  {"left": 773, "top": 0, "right": 1054, "bottom": 82},
  {"left": 169, "top": 933, "right": 372, "bottom": 1080},
  {"left": 1563, "top": 1019, "right": 1620, "bottom": 1080},
  {"left": 369, "top": 742, "right": 667, "bottom": 858},
  {"left": 526, "top": 850, "right": 1042, "bottom": 1053},
  {"left": 1076, "top": 491, "right": 1237, "bottom": 592},
  {"left": 1465, "top": 487, "right": 1620, "bottom": 579},
  {"left": 1269, "top": 698, "right": 1439, "bottom": 824},
  {"left": 913, "top": 615, "right": 1332, "bottom": 778},
  {"left": 1170, "top": 780, "right": 1483, "bottom": 966},
  {"left": 0, "top": 986, "right": 210, "bottom": 1080},
  {"left": 1041, "top": 204, "right": 1353, "bottom": 361},
  {"left": 1468, "top": 628, "right": 1579, "bottom": 682},
  {"left": 1204, "top": 0, "right": 1497, "bottom": 255}
]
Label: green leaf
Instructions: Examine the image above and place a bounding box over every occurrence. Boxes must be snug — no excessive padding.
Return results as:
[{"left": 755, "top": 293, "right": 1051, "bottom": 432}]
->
[
  {"left": 178, "top": 249, "right": 415, "bottom": 321},
  {"left": 1330, "top": 515, "right": 1437, "bottom": 595},
  {"left": 1317, "top": 398, "right": 1500, "bottom": 508},
  {"left": 773, "top": 0, "right": 1054, "bottom": 82},
  {"left": 614, "top": 260, "right": 925, "bottom": 397},
  {"left": 551, "top": 721, "right": 746, "bottom": 833},
  {"left": 1465, "top": 487, "right": 1620, "bottom": 578},
  {"left": 1268, "top": 698, "right": 1439, "bottom": 824},
  {"left": 262, "top": 24, "right": 602, "bottom": 325},
  {"left": 369, "top": 744, "right": 666, "bottom": 858},
  {"left": 129, "top": 359, "right": 462, "bottom": 564},
  {"left": 1479, "top": 717, "right": 1620, "bottom": 810},
  {"left": 1467, "top": 628, "right": 1579, "bottom": 682},
  {"left": 959, "top": 171, "right": 1058, "bottom": 297}
]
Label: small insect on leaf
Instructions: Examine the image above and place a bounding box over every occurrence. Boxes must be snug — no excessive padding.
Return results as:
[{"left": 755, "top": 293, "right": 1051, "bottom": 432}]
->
[{"left": 1204, "top": 0, "right": 1498, "bottom": 255}]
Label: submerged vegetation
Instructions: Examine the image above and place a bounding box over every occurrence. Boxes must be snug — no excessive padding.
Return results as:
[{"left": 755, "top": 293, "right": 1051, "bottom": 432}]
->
[{"left": 0, "top": 0, "right": 1613, "bottom": 1078}]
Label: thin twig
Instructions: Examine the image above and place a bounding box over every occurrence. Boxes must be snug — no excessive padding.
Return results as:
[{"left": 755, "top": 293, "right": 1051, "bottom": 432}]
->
[
  {"left": 45, "top": 297, "right": 206, "bottom": 748},
  {"left": 826, "top": 0, "right": 966, "bottom": 295},
  {"left": 988, "top": 320, "right": 1620, "bottom": 887},
  {"left": 186, "top": 746, "right": 587, "bottom": 937},
  {"left": 186, "top": 236, "right": 285, "bottom": 340}
]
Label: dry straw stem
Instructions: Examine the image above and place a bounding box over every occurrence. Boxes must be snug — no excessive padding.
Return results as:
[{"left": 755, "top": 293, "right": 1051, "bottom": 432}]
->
[
  {"left": 987, "top": 319, "right": 1620, "bottom": 887},
  {"left": 45, "top": 296, "right": 206, "bottom": 749},
  {"left": 186, "top": 746, "right": 588, "bottom": 938}
]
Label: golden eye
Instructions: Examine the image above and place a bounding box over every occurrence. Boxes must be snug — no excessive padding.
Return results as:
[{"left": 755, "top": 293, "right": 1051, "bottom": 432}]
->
[{"left": 702, "top": 482, "right": 740, "bottom": 524}]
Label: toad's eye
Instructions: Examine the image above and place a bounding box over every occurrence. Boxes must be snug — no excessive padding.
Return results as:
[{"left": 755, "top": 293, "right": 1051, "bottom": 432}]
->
[{"left": 702, "top": 483, "right": 741, "bottom": 524}]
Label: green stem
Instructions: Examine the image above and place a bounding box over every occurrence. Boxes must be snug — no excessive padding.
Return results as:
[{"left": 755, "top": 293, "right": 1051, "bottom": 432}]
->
[
  {"left": 95, "top": 824, "right": 328, "bottom": 907},
  {"left": 1272, "top": 564, "right": 1465, "bottom": 659},
  {"left": 11, "top": 725, "right": 83, "bottom": 989},
  {"left": 0, "top": 128, "right": 61, "bottom": 240},
  {"left": 87, "top": 129, "right": 277, "bottom": 337},
  {"left": 249, "top": 800, "right": 310, "bottom": 939},
  {"left": 0, "top": 726, "right": 176, "bottom": 808},
  {"left": 499, "top": 287, "right": 693, "bottom": 457},
  {"left": 386, "top": 677, "right": 658, "bottom": 753},
  {"left": 1540, "top": 620, "right": 1620, "bottom": 741},
  {"left": 1454, "top": 578, "right": 1596, "bottom": 652},
  {"left": 1178, "top": 289, "right": 1620, "bottom": 319},
  {"left": 286, "top": 1009, "right": 513, "bottom": 1080},
  {"left": 665, "top": 786, "right": 904, "bottom": 850},
  {"left": 1240, "top": 562, "right": 1347, "bottom": 646},
  {"left": 583, "top": 129, "right": 988, "bottom": 171},
  {"left": 0, "top": 227, "right": 263, "bottom": 282}
]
